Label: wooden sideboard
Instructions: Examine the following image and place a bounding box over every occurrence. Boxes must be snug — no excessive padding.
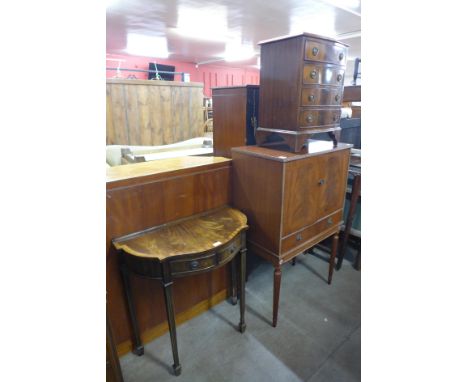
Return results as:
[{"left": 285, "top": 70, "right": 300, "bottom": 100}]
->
[
  {"left": 212, "top": 85, "right": 259, "bottom": 157},
  {"left": 106, "top": 79, "right": 205, "bottom": 146},
  {"left": 231, "top": 142, "right": 352, "bottom": 326},
  {"left": 106, "top": 156, "right": 232, "bottom": 356}
]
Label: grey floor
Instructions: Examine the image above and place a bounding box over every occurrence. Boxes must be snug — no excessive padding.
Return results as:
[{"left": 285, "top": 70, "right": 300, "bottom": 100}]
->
[{"left": 120, "top": 246, "right": 361, "bottom": 382}]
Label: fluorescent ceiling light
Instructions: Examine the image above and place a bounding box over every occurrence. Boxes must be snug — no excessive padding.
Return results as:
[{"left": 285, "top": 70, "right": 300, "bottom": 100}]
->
[
  {"left": 126, "top": 34, "right": 169, "bottom": 58},
  {"left": 223, "top": 43, "right": 256, "bottom": 62},
  {"left": 173, "top": 5, "right": 230, "bottom": 42}
]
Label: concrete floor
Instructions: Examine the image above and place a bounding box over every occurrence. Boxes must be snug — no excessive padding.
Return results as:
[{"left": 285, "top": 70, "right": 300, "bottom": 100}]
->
[{"left": 120, "top": 246, "right": 361, "bottom": 382}]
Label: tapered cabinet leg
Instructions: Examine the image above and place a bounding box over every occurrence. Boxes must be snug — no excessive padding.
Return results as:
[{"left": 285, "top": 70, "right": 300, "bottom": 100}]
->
[
  {"left": 337, "top": 174, "right": 361, "bottom": 270},
  {"left": 162, "top": 267, "right": 181, "bottom": 376},
  {"left": 328, "top": 233, "right": 339, "bottom": 285},
  {"left": 238, "top": 248, "right": 247, "bottom": 333},
  {"left": 230, "top": 258, "right": 238, "bottom": 305},
  {"left": 119, "top": 262, "right": 144, "bottom": 356},
  {"left": 272, "top": 265, "right": 282, "bottom": 327}
]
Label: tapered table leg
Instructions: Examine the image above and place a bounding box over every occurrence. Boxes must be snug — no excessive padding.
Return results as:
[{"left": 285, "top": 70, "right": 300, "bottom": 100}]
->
[
  {"left": 328, "top": 233, "right": 339, "bottom": 285},
  {"left": 230, "top": 258, "right": 238, "bottom": 305},
  {"left": 337, "top": 174, "right": 361, "bottom": 270},
  {"left": 238, "top": 248, "right": 246, "bottom": 333},
  {"left": 162, "top": 266, "right": 181, "bottom": 376},
  {"left": 119, "top": 262, "right": 144, "bottom": 356},
  {"left": 272, "top": 265, "right": 282, "bottom": 327}
]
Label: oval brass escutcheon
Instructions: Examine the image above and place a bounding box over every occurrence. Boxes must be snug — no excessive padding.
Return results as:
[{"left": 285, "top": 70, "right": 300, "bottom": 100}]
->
[
  {"left": 310, "top": 70, "right": 317, "bottom": 79},
  {"left": 312, "top": 47, "right": 319, "bottom": 56}
]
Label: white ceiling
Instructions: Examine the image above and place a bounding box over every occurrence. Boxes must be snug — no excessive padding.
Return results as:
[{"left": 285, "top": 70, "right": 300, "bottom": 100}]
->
[{"left": 106, "top": 0, "right": 361, "bottom": 68}]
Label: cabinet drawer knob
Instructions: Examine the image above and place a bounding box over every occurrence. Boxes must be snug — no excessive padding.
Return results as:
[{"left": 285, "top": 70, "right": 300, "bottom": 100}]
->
[
  {"left": 296, "top": 233, "right": 302, "bottom": 241},
  {"left": 327, "top": 217, "right": 333, "bottom": 225},
  {"left": 310, "top": 70, "right": 317, "bottom": 79},
  {"left": 337, "top": 74, "right": 343, "bottom": 82},
  {"left": 335, "top": 94, "right": 340, "bottom": 102},
  {"left": 306, "top": 115, "right": 313, "bottom": 123},
  {"left": 318, "top": 179, "right": 326, "bottom": 185},
  {"left": 190, "top": 260, "right": 200, "bottom": 269},
  {"left": 339, "top": 52, "right": 344, "bottom": 61},
  {"left": 308, "top": 94, "right": 315, "bottom": 102},
  {"left": 312, "top": 47, "right": 319, "bottom": 56}
]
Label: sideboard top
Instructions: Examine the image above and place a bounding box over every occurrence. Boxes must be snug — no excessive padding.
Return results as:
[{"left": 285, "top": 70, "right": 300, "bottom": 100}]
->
[
  {"left": 106, "top": 156, "right": 231, "bottom": 189},
  {"left": 106, "top": 79, "right": 203, "bottom": 88},
  {"left": 258, "top": 32, "right": 349, "bottom": 47}
]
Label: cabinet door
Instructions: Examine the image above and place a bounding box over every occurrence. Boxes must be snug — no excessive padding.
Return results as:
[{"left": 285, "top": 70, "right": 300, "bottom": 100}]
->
[
  {"left": 314, "top": 150, "right": 349, "bottom": 218},
  {"left": 282, "top": 150, "right": 349, "bottom": 237}
]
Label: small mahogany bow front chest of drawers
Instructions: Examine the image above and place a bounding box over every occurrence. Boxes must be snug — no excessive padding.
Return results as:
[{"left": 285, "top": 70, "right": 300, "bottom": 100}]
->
[{"left": 256, "top": 33, "right": 349, "bottom": 152}]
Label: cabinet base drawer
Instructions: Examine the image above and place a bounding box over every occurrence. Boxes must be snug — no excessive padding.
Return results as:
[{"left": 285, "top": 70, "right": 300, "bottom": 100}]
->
[{"left": 281, "top": 210, "right": 342, "bottom": 254}]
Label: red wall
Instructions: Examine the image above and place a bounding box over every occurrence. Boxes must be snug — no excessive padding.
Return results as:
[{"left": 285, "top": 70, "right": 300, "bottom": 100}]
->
[{"left": 106, "top": 53, "right": 259, "bottom": 97}]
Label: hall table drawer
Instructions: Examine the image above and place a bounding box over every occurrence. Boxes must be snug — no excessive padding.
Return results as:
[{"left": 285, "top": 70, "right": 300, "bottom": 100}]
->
[
  {"left": 169, "top": 235, "right": 242, "bottom": 276},
  {"left": 301, "top": 86, "right": 343, "bottom": 106},
  {"left": 304, "top": 38, "right": 347, "bottom": 65},
  {"left": 280, "top": 210, "right": 343, "bottom": 255},
  {"left": 303, "top": 64, "right": 345, "bottom": 86},
  {"left": 298, "top": 108, "right": 341, "bottom": 128}
]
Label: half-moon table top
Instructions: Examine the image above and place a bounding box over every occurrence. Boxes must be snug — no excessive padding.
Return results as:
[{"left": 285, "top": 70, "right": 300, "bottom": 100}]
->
[{"left": 113, "top": 206, "right": 248, "bottom": 260}]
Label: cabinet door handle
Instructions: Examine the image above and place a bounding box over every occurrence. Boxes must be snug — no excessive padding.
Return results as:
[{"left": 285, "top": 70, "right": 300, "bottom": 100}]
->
[{"left": 318, "top": 179, "right": 326, "bottom": 185}]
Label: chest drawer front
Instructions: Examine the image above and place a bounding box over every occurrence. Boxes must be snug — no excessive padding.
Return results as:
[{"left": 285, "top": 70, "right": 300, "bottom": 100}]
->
[
  {"left": 301, "top": 86, "right": 343, "bottom": 106},
  {"left": 304, "top": 39, "right": 347, "bottom": 66},
  {"left": 303, "top": 64, "right": 345, "bottom": 86},
  {"left": 281, "top": 210, "right": 342, "bottom": 254},
  {"left": 298, "top": 108, "right": 341, "bottom": 128}
]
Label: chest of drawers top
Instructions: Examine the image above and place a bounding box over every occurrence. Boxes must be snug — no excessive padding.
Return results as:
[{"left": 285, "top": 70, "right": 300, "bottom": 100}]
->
[{"left": 258, "top": 33, "right": 349, "bottom": 137}]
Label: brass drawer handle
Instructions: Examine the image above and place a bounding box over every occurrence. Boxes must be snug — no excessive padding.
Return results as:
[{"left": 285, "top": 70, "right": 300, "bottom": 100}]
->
[
  {"left": 335, "top": 94, "right": 340, "bottom": 102},
  {"left": 312, "top": 47, "right": 319, "bottom": 56},
  {"left": 339, "top": 52, "right": 344, "bottom": 61},
  {"left": 318, "top": 179, "right": 326, "bottom": 185},
  {"left": 310, "top": 70, "right": 317, "bottom": 79},
  {"left": 308, "top": 94, "right": 315, "bottom": 102},
  {"left": 306, "top": 115, "right": 313, "bottom": 123},
  {"left": 337, "top": 74, "right": 343, "bottom": 82},
  {"left": 189, "top": 260, "right": 200, "bottom": 270},
  {"left": 327, "top": 217, "right": 333, "bottom": 225},
  {"left": 296, "top": 233, "right": 302, "bottom": 241}
]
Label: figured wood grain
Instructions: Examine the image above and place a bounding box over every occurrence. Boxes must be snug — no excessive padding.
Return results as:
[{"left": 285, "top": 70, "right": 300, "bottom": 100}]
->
[
  {"left": 106, "top": 80, "right": 204, "bottom": 146},
  {"left": 107, "top": 159, "right": 232, "bottom": 349},
  {"left": 113, "top": 207, "right": 247, "bottom": 259}
]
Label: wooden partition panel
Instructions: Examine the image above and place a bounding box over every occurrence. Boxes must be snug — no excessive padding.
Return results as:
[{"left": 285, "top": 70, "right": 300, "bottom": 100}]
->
[
  {"left": 106, "top": 157, "right": 232, "bottom": 355},
  {"left": 106, "top": 79, "right": 205, "bottom": 146}
]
